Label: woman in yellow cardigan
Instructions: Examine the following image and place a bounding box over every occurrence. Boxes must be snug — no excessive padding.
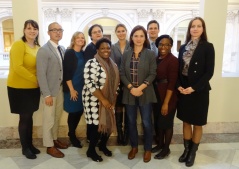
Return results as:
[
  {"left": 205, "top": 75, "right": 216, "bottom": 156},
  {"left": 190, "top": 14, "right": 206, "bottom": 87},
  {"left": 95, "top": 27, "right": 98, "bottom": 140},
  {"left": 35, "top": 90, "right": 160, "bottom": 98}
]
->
[{"left": 7, "top": 20, "right": 40, "bottom": 159}]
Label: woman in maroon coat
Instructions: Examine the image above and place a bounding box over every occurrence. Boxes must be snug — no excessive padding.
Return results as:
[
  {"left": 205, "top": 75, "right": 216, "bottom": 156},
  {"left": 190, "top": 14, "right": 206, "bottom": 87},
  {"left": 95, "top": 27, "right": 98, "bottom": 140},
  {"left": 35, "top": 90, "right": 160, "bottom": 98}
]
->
[{"left": 153, "top": 35, "right": 179, "bottom": 160}]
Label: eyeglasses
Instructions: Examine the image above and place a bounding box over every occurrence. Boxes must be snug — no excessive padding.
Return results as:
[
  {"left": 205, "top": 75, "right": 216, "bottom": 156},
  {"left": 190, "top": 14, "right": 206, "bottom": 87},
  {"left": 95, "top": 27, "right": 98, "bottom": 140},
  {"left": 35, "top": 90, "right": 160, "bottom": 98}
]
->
[
  {"left": 92, "top": 30, "right": 102, "bottom": 34},
  {"left": 49, "top": 29, "right": 64, "bottom": 33},
  {"left": 158, "top": 43, "right": 171, "bottom": 48}
]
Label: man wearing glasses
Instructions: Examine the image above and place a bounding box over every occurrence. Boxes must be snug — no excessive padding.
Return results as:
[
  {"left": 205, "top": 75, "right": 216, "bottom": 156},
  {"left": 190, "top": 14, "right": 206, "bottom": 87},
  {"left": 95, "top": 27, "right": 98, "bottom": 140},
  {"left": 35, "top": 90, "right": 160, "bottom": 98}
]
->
[{"left": 37, "top": 22, "right": 68, "bottom": 158}]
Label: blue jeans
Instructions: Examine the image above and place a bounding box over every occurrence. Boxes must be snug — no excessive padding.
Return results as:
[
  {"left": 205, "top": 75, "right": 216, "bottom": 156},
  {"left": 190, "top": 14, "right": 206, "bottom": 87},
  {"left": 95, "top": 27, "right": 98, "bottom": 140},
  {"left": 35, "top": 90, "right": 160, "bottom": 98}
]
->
[{"left": 126, "top": 101, "right": 153, "bottom": 151}]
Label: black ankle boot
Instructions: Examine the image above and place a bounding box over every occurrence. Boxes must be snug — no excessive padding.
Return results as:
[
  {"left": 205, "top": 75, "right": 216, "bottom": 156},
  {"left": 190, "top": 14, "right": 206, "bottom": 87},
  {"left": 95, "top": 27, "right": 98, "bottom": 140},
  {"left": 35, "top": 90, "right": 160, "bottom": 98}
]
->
[
  {"left": 22, "top": 148, "right": 37, "bottom": 159},
  {"left": 87, "top": 150, "right": 103, "bottom": 162},
  {"left": 185, "top": 142, "right": 199, "bottom": 167},
  {"left": 179, "top": 139, "right": 192, "bottom": 162}
]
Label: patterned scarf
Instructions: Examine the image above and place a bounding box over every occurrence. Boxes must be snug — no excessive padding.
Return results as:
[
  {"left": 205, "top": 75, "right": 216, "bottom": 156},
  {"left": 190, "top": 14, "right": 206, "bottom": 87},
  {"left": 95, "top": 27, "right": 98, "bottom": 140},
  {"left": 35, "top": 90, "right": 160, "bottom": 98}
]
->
[
  {"left": 182, "top": 38, "right": 200, "bottom": 76},
  {"left": 94, "top": 53, "right": 119, "bottom": 135}
]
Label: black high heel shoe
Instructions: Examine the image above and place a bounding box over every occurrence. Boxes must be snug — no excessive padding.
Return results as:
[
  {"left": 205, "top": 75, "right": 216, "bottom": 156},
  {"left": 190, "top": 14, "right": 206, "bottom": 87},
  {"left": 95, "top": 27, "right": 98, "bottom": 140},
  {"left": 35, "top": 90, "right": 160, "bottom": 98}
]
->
[
  {"left": 99, "top": 146, "right": 112, "bottom": 157},
  {"left": 86, "top": 151, "right": 103, "bottom": 162}
]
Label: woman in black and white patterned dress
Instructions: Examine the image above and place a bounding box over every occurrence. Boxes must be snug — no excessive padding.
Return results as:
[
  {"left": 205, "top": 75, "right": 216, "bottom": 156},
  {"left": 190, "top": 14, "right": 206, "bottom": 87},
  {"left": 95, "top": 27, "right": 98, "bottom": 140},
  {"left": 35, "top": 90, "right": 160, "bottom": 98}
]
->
[{"left": 82, "top": 38, "right": 119, "bottom": 162}]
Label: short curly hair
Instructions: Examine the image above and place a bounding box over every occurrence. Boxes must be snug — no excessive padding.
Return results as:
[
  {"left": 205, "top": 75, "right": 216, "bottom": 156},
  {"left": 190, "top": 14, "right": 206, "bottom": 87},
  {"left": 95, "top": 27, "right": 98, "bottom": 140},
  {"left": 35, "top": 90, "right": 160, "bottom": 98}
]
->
[
  {"left": 155, "top": 34, "right": 173, "bottom": 47},
  {"left": 95, "top": 37, "right": 112, "bottom": 50}
]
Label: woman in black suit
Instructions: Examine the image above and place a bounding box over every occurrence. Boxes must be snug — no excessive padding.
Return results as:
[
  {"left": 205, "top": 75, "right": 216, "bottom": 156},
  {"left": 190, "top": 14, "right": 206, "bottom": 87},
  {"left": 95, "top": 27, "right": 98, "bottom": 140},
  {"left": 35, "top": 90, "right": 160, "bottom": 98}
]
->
[{"left": 177, "top": 17, "right": 215, "bottom": 167}]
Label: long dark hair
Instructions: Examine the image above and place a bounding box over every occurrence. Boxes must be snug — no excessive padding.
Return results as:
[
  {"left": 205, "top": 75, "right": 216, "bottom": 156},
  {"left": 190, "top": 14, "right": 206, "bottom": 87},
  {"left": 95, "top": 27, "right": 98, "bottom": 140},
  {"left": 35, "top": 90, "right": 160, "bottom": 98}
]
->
[
  {"left": 21, "top": 19, "right": 40, "bottom": 46},
  {"left": 129, "top": 25, "right": 149, "bottom": 48},
  {"left": 185, "top": 17, "right": 208, "bottom": 44}
]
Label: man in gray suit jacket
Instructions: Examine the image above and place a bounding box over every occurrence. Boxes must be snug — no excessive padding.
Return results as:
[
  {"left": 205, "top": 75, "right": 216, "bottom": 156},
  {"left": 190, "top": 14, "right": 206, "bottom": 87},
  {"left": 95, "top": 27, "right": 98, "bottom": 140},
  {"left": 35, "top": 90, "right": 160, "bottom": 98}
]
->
[{"left": 37, "top": 22, "right": 68, "bottom": 158}]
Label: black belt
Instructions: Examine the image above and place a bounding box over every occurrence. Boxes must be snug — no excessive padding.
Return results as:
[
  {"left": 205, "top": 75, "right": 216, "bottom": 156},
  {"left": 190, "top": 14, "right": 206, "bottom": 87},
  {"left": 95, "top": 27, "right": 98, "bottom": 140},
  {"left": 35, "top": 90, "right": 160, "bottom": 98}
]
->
[{"left": 157, "top": 79, "right": 168, "bottom": 83}]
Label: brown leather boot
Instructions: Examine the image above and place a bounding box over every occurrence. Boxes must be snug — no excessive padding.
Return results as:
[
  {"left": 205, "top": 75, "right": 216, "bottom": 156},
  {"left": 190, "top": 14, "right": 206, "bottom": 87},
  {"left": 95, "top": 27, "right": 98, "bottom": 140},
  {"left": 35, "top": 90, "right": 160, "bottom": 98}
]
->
[
  {"left": 128, "top": 147, "right": 138, "bottom": 160},
  {"left": 143, "top": 151, "right": 151, "bottom": 163}
]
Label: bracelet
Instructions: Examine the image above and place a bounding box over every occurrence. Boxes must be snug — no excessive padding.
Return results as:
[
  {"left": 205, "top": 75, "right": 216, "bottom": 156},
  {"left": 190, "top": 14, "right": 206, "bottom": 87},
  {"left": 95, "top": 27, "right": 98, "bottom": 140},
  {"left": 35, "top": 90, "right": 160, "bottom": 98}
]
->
[
  {"left": 143, "top": 80, "right": 150, "bottom": 86},
  {"left": 129, "top": 85, "right": 134, "bottom": 91}
]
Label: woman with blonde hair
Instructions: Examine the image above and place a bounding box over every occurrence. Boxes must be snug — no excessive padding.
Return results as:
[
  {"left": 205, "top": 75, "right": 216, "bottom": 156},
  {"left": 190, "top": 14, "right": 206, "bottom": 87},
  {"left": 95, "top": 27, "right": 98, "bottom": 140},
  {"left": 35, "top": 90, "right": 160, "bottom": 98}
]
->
[{"left": 63, "top": 31, "right": 87, "bottom": 148}]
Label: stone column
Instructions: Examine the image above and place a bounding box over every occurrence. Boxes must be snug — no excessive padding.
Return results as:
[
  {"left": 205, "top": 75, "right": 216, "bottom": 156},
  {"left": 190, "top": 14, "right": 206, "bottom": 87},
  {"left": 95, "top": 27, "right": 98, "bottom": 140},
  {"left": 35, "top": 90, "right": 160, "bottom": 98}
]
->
[
  {"left": 0, "top": 23, "right": 4, "bottom": 52},
  {"left": 199, "top": 0, "right": 227, "bottom": 77},
  {"left": 12, "top": 0, "right": 43, "bottom": 43}
]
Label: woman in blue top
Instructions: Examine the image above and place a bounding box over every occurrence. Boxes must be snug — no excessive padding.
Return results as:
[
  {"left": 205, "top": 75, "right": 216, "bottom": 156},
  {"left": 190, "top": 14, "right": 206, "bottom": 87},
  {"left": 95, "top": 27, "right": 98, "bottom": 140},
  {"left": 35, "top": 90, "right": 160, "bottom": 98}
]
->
[{"left": 63, "top": 31, "right": 87, "bottom": 148}]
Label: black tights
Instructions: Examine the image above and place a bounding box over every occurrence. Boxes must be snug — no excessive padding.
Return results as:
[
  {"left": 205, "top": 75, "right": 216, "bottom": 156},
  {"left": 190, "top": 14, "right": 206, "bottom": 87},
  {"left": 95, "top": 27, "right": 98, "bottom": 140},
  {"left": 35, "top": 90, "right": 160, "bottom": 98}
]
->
[
  {"left": 18, "top": 112, "right": 34, "bottom": 149},
  {"left": 158, "top": 128, "right": 173, "bottom": 150},
  {"left": 67, "top": 111, "right": 83, "bottom": 138},
  {"left": 87, "top": 124, "right": 109, "bottom": 154}
]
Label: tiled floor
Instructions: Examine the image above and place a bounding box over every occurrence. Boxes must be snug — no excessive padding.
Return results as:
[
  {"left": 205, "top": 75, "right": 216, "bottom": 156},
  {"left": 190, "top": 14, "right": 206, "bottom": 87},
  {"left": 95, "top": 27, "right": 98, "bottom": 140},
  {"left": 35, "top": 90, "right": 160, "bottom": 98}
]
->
[{"left": 1, "top": 134, "right": 239, "bottom": 169}]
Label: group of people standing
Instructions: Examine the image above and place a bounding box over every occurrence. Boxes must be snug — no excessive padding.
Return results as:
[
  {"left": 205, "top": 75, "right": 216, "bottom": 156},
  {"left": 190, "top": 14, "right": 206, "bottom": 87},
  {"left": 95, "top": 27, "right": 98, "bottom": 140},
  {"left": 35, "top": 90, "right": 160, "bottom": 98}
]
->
[{"left": 7, "top": 16, "right": 214, "bottom": 167}]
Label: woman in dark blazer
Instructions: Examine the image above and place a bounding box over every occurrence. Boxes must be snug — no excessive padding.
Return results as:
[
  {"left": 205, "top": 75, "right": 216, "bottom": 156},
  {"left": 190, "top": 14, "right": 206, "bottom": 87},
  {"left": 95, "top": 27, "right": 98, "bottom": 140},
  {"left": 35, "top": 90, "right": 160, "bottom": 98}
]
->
[
  {"left": 177, "top": 17, "right": 215, "bottom": 167},
  {"left": 111, "top": 23, "right": 130, "bottom": 145},
  {"left": 63, "top": 31, "right": 87, "bottom": 148},
  {"left": 120, "top": 25, "right": 157, "bottom": 163}
]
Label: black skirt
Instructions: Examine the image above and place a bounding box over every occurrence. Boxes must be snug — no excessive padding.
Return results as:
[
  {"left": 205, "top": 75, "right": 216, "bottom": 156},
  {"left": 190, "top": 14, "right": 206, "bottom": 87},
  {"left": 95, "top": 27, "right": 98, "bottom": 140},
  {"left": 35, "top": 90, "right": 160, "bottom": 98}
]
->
[
  {"left": 176, "top": 76, "right": 209, "bottom": 126},
  {"left": 156, "top": 98, "right": 176, "bottom": 129},
  {"left": 177, "top": 91, "right": 209, "bottom": 126},
  {"left": 7, "top": 87, "right": 40, "bottom": 114}
]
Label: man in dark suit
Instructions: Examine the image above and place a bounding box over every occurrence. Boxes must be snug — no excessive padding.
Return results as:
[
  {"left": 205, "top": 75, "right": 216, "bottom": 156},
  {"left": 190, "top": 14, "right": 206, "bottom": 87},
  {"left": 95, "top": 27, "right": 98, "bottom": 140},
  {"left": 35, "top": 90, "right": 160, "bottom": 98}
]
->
[
  {"left": 147, "top": 20, "right": 160, "bottom": 57},
  {"left": 147, "top": 20, "right": 161, "bottom": 153},
  {"left": 37, "top": 22, "right": 68, "bottom": 158}
]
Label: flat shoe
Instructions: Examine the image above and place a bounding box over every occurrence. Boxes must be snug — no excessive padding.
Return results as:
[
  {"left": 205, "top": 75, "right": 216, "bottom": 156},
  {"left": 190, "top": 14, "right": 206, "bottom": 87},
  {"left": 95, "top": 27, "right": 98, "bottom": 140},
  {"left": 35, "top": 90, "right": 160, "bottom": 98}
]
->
[
  {"left": 47, "top": 147, "right": 64, "bottom": 158},
  {"left": 22, "top": 148, "right": 37, "bottom": 159},
  {"left": 154, "top": 149, "right": 170, "bottom": 160},
  {"left": 30, "top": 145, "right": 40, "bottom": 154},
  {"left": 70, "top": 137, "right": 82, "bottom": 148},
  {"left": 151, "top": 145, "right": 162, "bottom": 153}
]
